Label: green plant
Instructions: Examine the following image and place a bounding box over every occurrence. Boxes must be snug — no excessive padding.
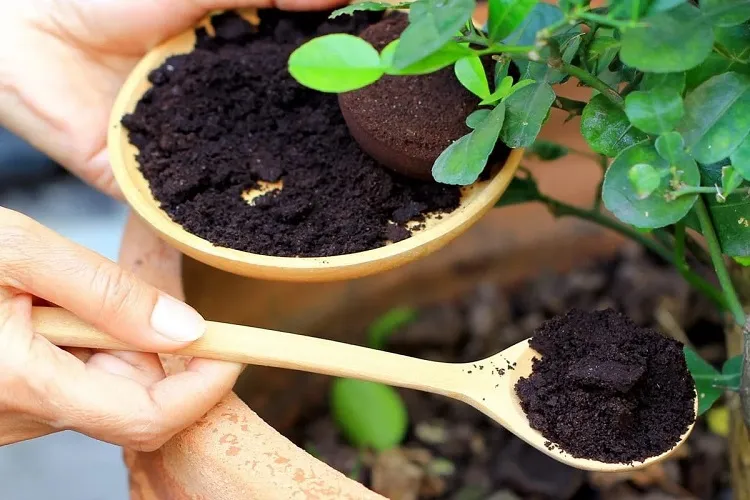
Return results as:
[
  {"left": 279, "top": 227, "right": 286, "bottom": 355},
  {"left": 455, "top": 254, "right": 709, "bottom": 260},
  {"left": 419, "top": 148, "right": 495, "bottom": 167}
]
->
[
  {"left": 289, "top": 0, "right": 750, "bottom": 428},
  {"left": 329, "top": 307, "right": 417, "bottom": 451}
]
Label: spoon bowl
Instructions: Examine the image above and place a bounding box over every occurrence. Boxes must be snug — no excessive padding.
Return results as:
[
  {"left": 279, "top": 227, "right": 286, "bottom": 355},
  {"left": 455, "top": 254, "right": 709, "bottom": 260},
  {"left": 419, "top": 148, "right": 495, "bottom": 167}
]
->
[
  {"left": 108, "top": 10, "right": 523, "bottom": 282},
  {"left": 33, "top": 306, "right": 696, "bottom": 472}
]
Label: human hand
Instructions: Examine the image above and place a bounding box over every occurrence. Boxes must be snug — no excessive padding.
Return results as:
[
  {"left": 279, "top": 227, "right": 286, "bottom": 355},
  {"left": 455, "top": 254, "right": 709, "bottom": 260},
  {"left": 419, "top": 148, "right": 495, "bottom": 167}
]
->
[
  {"left": 0, "top": 0, "right": 345, "bottom": 197},
  {"left": 0, "top": 207, "right": 242, "bottom": 449}
]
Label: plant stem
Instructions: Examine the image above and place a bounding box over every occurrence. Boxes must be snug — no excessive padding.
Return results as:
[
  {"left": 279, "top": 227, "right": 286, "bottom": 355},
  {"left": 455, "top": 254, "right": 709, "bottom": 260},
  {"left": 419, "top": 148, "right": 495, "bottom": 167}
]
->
[
  {"left": 673, "top": 186, "right": 750, "bottom": 198},
  {"left": 694, "top": 197, "right": 746, "bottom": 326},
  {"left": 674, "top": 222, "right": 687, "bottom": 268},
  {"left": 742, "top": 320, "right": 750, "bottom": 429},
  {"left": 538, "top": 195, "right": 727, "bottom": 308},
  {"left": 560, "top": 62, "right": 625, "bottom": 108}
]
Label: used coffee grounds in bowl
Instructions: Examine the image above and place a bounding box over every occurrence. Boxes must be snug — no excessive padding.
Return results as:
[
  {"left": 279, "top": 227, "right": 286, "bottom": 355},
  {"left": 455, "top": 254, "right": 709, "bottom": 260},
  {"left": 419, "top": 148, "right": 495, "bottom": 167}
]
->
[{"left": 121, "top": 10, "right": 482, "bottom": 258}]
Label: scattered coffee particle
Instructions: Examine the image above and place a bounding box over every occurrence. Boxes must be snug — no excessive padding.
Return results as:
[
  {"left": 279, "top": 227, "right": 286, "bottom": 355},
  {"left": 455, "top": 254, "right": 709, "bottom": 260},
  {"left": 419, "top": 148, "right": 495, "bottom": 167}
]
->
[
  {"left": 515, "top": 308, "right": 695, "bottom": 464},
  {"left": 121, "top": 11, "right": 462, "bottom": 257}
]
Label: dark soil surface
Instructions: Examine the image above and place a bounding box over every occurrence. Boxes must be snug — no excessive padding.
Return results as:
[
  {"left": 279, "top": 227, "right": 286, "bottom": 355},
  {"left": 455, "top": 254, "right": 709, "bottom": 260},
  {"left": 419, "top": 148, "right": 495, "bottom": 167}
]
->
[
  {"left": 338, "top": 13, "right": 508, "bottom": 180},
  {"left": 294, "top": 247, "right": 730, "bottom": 500},
  {"left": 516, "top": 308, "right": 695, "bottom": 464},
  {"left": 121, "top": 11, "right": 462, "bottom": 257}
]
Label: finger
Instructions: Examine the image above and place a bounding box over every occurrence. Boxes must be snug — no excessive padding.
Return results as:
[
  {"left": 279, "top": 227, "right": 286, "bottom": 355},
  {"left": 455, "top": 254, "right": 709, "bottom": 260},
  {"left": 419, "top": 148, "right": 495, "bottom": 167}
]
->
[
  {"left": 0, "top": 208, "right": 206, "bottom": 352},
  {"left": 86, "top": 351, "right": 165, "bottom": 385}
]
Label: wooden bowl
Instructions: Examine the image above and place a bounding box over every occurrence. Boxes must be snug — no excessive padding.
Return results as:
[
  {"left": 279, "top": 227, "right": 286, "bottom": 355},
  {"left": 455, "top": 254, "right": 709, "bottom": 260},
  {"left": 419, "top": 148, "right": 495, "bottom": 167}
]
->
[{"left": 108, "top": 11, "right": 523, "bottom": 282}]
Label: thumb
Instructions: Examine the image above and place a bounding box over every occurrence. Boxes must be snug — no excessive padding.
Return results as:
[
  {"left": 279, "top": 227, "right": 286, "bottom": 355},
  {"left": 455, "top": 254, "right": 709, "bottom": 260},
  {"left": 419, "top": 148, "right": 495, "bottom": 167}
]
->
[{"left": 0, "top": 208, "right": 204, "bottom": 351}]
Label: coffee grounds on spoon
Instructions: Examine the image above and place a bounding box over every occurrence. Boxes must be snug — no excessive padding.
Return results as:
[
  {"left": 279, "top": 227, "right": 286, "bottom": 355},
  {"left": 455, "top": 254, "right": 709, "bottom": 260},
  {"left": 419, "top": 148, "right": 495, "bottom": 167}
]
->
[
  {"left": 515, "top": 308, "right": 695, "bottom": 464},
  {"left": 121, "top": 11, "right": 463, "bottom": 258}
]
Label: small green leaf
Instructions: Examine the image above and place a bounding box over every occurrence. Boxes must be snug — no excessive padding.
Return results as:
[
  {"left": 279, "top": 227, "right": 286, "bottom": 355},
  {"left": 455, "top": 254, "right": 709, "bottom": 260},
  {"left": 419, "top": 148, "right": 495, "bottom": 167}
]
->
[
  {"left": 331, "top": 379, "right": 408, "bottom": 451},
  {"left": 368, "top": 307, "right": 418, "bottom": 350},
  {"left": 455, "top": 56, "right": 491, "bottom": 99},
  {"left": 699, "top": 161, "right": 750, "bottom": 256},
  {"left": 603, "top": 141, "right": 700, "bottom": 228},
  {"left": 640, "top": 72, "right": 686, "bottom": 94},
  {"left": 495, "top": 174, "right": 541, "bottom": 207},
  {"left": 729, "top": 134, "right": 750, "bottom": 180},
  {"left": 685, "top": 53, "right": 750, "bottom": 92},
  {"left": 586, "top": 34, "right": 620, "bottom": 75},
  {"left": 625, "top": 89, "right": 684, "bottom": 134},
  {"left": 621, "top": 3, "right": 714, "bottom": 73},
  {"left": 647, "top": 0, "right": 686, "bottom": 15},
  {"left": 628, "top": 163, "right": 663, "bottom": 199},
  {"left": 494, "top": 59, "right": 511, "bottom": 88},
  {"left": 655, "top": 131, "right": 687, "bottom": 163},
  {"left": 720, "top": 355, "right": 743, "bottom": 391},
  {"left": 330, "top": 1, "right": 414, "bottom": 17},
  {"left": 721, "top": 166, "right": 745, "bottom": 198},
  {"left": 526, "top": 140, "right": 569, "bottom": 161},
  {"left": 392, "top": 0, "right": 475, "bottom": 70},
  {"left": 677, "top": 72, "right": 750, "bottom": 164},
  {"left": 488, "top": 0, "right": 539, "bottom": 41},
  {"left": 735, "top": 256, "right": 750, "bottom": 266},
  {"left": 466, "top": 109, "right": 491, "bottom": 129},
  {"left": 684, "top": 346, "right": 722, "bottom": 415},
  {"left": 500, "top": 82, "right": 555, "bottom": 147},
  {"left": 701, "top": 0, "right": 750, "bottom": 27},
  {"left": 433, "top": 103, "right": 506, "bottom": 185},
  {"left": 289, "top": 34, "right": 383, "bottom": 92},
  {"left": 581, "top": 94, "right": 649, "bottom": 157},
  {"left": 515, "top": 27, "right": 582, "bottom": 84},
  {"left": 503, "top": 2, "right": 564, "bottom": 45},
  {"left": 381, "top": 40, "right": 473, "bottom": 76}
]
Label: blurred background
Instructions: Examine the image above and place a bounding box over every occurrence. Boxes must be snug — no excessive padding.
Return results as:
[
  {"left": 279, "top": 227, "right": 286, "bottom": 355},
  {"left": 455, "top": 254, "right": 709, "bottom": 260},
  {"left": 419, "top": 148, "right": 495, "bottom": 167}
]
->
[{"left": 0, "top": 127, "right": 129, "bottom": 499}]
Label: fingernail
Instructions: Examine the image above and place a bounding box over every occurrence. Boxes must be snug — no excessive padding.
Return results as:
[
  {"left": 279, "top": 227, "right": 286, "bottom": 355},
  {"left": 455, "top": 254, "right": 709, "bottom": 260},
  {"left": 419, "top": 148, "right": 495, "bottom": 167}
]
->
[{"left": 151, "top": 295, "right": 206, "bottom": 342}]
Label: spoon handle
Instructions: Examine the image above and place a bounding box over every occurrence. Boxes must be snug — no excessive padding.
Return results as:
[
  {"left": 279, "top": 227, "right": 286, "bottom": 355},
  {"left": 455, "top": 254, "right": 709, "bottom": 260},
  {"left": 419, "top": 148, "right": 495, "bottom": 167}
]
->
[{"left": 31, "top": 307, "right": 461, "bottom": 395}]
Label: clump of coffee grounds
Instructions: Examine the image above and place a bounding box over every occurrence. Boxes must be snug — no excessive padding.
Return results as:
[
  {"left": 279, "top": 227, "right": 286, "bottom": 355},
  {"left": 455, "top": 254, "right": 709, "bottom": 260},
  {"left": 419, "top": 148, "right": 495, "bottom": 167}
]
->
[
  {"left": 515, "top": 308, "right": 696, "bottom": 464},
  {"left": 339, "top": 12, "right": 499, "bottom": 167},
  {"left": 121, "top": 11, "right": 461, "bottom": 257}
]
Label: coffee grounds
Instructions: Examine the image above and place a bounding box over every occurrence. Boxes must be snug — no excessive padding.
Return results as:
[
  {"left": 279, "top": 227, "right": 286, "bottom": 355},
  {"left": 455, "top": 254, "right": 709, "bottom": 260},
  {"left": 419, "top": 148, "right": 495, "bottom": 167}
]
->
[
  {"left": 515, "top": 308, "right": 695, "bottom": 464},
  {"left": 338, "top": 13, "right": 485, "bottom": 168},
  {"left": 121, "top": 11, "right": 461, "bottom": 257}
]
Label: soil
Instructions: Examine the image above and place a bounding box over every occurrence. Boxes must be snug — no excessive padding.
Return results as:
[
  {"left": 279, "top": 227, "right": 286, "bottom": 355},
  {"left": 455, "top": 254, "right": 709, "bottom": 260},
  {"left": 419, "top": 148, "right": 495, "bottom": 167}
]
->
[
  {"left": 515, "top": 308, "right": 696, "bottom": 464},
  {"left": 121, "top": 11, "right": 463, "bottom": 258},
  {"left": 338, "top": 13, "right": 510, "bottom": 180},
  {"left": 293, "top": 247, "right": 731, "bottom": 500}
]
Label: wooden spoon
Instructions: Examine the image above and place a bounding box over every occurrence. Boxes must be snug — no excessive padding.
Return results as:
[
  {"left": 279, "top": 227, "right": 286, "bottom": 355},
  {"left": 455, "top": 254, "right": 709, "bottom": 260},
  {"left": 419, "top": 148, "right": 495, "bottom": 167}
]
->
[
  {"left": 107, "top": 9, "right": 523, "bottom": 283},
  {"left": 32, "top": 307, "right": 696, "bottom": 472}
]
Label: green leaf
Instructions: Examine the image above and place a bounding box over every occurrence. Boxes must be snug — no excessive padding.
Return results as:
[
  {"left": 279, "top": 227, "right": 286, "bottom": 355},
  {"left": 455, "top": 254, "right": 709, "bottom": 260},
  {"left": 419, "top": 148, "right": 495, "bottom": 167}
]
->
[
  {"left": 640, "top": 72, "right": 686, "bottom": 94},
  {"left": 720, "top": 354, "right": 743, "bottom": 391},
  {"left": 729, "top": 133, "right": 750, "bottom": 180},
  {"left": 721, "top": 166, "right": 745, "bottom": 198},
  {"left": 392, "top": 0, "right": 475, "bottom": 70},
  {"left": 628, "top": 163, "right": 663, "bottom": 199},
  {"left": 655, "top": 131, "right": 688, "bottom": 163},
  {"left": 586, "top": 34, "right": 621, "bottom": 75},
  {"left": 701, "top": 0, "right": 750, "bottom": 27},
  {"left": 684, "top": 346, "right": 722, "bottom": 415},
  {"left": 677, "top": 72, "right": 750, "bottom": 164},
  {"left": 331, "top": 379, "right": 408, "bottom": 451},
  {"left": 515, "top": 26, "right": 582, "bottom": 84},
  {"left": 455, "top": 56, "right": 491, "bottom": 99},
  {"left": 495, "top": 174, "right": 541, "bottom": 206},
  {"left": 714, "top": 23, "right": 750, "bottom": 60},
  {"left": 330, "top": 1, "right": 414, "bottom": 17},
  {"left": 620, "top": 3, "right": 714, "bottom": 73},
  {"left": 625, "top": 89, "right": 684, "bottom": 134},
  {"left": 368, "top": 307, "right": 418, "bottom": 350},
  {"left": 685, "top": 53, "right": 750, "bottom": 92},
  {"left": 466, "top": 109, "right": 491, "bottom": 129},
  {"left": 494, "top": 59, "right": 511, "bottom": 88},
  {"left": 647, "top": 0, "right": 686, "bottom": 15},
  {"left": 502, "top": 2, "right": 564, "bottom": 45},
  {"left": 500, "top": 82, "right": 555, "bottom": 147},
  {"left": 479, "top": 76, "right": 514, "bottom": 105},
  {"left": 381, "top": 40, "right": 473, "bottom": 75},
  {"left": 488, "top": 0, "right": 539, "bottom": 41},
  {"left": 433, "top": 103, "right": 506, "bottom": 185},
  {"left": 289, "top": 34, "right": 383, "bottom": 92},
  {"left": 603, "top": 141, "right": 700, "bottom": 228},
  {"left": 581, "top": 94, "right": 649, "bottom": 157},
  {"left": 735, "top": 256, "right": 750, "bottom": 265},
  {"left": 699, "top": 161, "right": 750, "bottom": 256},
  {"left": 526, "top": 140, "right": 569, "bottom": 161}
]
